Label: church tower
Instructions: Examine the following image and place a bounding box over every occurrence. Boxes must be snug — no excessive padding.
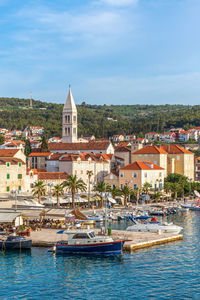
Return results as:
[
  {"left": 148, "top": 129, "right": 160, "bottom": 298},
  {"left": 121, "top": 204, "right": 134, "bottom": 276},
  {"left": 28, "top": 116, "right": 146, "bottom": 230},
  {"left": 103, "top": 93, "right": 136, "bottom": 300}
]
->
[{"left": 62, "top": 87, "right": 77, "bottom": 143}]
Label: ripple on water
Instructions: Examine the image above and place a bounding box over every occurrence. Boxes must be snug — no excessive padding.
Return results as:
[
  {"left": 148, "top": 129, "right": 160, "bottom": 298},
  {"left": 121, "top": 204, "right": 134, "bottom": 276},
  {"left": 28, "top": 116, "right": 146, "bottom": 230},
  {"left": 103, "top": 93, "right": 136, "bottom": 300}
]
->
[{"left": 0, "top": 212, "right": 200, "bottom": 299}]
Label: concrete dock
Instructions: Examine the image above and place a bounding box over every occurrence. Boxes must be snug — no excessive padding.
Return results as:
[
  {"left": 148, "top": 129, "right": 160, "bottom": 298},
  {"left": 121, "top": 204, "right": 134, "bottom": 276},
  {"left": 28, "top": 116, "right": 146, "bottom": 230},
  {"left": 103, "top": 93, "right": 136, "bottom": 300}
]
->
[{"left": 30, "top": 228, "right": 183, "bottom": 252}]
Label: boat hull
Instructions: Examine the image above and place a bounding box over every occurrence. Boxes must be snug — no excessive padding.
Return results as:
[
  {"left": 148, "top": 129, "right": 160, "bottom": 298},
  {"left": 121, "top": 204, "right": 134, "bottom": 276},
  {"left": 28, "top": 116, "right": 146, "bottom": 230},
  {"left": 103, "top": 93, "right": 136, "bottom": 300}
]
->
[
  {"left": 56, "top": 240, "right": 125, "bottom": 255},
  {"left": 0, "top": 239, "right": 32, "bottom": 250}
]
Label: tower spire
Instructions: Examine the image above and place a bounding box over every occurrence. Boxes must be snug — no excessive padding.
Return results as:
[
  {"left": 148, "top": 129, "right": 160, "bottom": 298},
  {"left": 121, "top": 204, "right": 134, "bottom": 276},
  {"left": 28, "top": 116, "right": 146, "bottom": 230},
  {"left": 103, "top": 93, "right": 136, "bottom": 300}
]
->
[{"left": 62, "top": 86, "right": 77, "bottom": 143}]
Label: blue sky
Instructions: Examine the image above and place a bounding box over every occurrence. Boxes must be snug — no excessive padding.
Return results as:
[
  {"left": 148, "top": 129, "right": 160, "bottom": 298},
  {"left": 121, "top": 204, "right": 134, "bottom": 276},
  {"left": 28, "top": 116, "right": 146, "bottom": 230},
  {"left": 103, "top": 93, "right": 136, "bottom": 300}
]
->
[{"left": 0, "top": 0, "right": 200, "bottom": 105}]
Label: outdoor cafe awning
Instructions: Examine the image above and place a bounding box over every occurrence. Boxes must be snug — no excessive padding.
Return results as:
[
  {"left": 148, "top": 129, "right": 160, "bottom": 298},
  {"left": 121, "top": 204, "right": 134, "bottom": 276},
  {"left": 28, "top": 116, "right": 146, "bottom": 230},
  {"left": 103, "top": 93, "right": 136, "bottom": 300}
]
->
[{"left": 0, "top": 211, "right": 21, "bottom": 223}]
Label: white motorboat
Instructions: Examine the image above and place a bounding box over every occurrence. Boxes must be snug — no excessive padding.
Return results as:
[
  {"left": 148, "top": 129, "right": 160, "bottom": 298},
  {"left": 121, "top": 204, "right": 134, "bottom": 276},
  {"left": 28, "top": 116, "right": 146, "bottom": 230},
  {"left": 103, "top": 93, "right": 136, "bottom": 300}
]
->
[{"left": 126, "top": 217, "right": 183, "bottom": 234}]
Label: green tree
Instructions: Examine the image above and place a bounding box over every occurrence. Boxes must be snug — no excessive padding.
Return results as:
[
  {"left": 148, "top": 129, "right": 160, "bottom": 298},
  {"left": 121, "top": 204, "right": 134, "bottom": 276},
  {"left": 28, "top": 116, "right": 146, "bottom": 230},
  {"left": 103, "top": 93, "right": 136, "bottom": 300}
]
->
[
  {"left": 52, "top": 184, "right": 64, "bottom": 207},
  {"left": 110, "top": 185, "right": 121, "bottom": 199},
  {"left": 142, "top": 182, "right": 151, "bottom": 194},
  {"left": 63, "top": 175, "right": 87, "bottom": 208},
  {"left": 24, "top": 139, "right": 32, "bottom": 157},
  {"left": 170, "top": 182, "right": 181, "bottom": 200},
  {"left": 164, "top": 182, "right": 172, "bottom": 201},
  {"left": 32, "top": 180, "right": 46, "bottom": 203},
  {"left": 153, "top": 191, "right": 162, "bottom": 204},
  {"left": 93, "top": 182, "right": 111, "bottom": 208},
  {"left": 132, "top": 187, "right": 141, "bottom": 206},
  {"left": 0, "top": 134, "right": 5, "bottom": 145},
  {"left": 121, "top": 185, "right": 133, "bottom": 207},
  {"left": 40, "top": 134, "right": 49, "bottom": 152}
]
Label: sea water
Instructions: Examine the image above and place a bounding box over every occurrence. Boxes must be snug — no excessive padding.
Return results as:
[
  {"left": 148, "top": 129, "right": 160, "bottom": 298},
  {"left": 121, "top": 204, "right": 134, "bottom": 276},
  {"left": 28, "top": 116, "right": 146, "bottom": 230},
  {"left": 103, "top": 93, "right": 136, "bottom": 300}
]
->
[{"left": 0, "top": 211, "right": 200, "bottom": 299}]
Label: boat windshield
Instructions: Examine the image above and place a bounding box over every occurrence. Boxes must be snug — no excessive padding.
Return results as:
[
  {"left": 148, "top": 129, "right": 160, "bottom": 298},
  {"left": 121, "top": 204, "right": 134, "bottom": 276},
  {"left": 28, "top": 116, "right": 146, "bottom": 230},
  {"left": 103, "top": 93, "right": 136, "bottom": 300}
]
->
[{"left": 89, "top": 232, "right": 95, "bottom": 238}]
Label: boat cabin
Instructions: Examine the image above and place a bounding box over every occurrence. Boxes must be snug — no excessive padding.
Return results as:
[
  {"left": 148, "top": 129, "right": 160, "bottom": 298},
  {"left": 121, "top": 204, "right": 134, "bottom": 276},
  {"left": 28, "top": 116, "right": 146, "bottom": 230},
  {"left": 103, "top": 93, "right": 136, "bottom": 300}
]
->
[{"left": 62, "top": 229, "right": 113, "bottom": 245}]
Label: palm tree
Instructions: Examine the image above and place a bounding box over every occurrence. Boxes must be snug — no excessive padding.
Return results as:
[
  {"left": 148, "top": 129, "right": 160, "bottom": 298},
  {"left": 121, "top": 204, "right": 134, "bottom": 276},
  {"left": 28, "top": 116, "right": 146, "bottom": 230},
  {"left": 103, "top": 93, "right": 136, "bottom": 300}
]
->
[
  {"left": 93, "top": 182, "right": 111, "bottom": 208},
  {"left": 32, "top": 180, "right": 46, "bottom": 203},
  {"left": 142, "top": 182, "right": 151, "bottom": 194},
  {"left": 121, "top": 185, "right": 133, "bottom": 207},
  {"left": 52, "top": 184, "right": 64, "bottom": 207},
  {"left": 86, "top": 170, "right": 93, "bottom": 207},
  {"left": 153, "top": 191, "right": 162, "bottom": 204},
  {"left": 110, "top": 185, "right": 121, "bottom": 199},
  {"left": 132, "top": 187, "right": 140, "bottom": 206},
  {"left": 62, "top": 175, "right": 87, "bottom": 208}
]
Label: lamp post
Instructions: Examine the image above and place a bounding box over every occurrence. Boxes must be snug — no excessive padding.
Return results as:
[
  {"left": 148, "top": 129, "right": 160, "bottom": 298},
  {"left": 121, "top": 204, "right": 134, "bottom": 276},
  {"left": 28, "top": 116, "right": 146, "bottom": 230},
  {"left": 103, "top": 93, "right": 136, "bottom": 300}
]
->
[{"left": 100, "top": 192, "right": 110, "bottom": 234}]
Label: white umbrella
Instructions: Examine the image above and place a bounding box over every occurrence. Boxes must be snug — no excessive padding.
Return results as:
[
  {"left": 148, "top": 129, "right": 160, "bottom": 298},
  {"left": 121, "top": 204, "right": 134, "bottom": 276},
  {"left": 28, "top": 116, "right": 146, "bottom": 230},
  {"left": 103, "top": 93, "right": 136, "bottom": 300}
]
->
[{"left": 107, "top": 197, "right": 117, "bottom": 204}]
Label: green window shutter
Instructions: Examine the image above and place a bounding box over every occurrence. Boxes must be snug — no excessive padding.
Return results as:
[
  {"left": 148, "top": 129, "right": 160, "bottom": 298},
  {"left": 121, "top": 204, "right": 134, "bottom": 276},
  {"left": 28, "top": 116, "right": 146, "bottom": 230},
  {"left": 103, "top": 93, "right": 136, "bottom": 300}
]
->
[
  {"left": 6, "top": 163, "right": 10, "bottom": 167},
  {"left": 6, "top": 186, "right": 10, "bottom": 192},
  {"left": 18, "top": 186, "right": 21, "bottom": 191},
  {"left": 7, "top": 174, "right": 10, "bottom": 179},
  {"left": 18, "top": 174, "right": 22, "bottom": 179},
  {"left": 19, "top": 162, "right": 21, "bottom": 167}
]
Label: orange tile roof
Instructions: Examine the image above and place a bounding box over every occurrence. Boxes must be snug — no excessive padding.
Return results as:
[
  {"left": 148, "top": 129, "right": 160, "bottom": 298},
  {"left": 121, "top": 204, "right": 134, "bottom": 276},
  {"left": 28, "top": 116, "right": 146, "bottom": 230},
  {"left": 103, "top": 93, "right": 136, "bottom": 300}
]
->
[
  {"left": 120, "top": 161, "right": 164, "bottom": 170},
  {"left": 48, "top": 141, "right": 111, "bottom": 151},
  {"left": 38, "top": 172, "right": 68, "bottom": 180},
  {"left": 161, "top": 144, "right": 193, "bottom": 154},
  {"left": 29, "top": 152, "right": 51, "bottom": 157},
  {"left": 0, "top": 149, "right": 20, "bottom": 157},
  {"left": 115, "top": 146, "right": 131, "bottom": 153},
  {"left": 0, "top": 158, "right": 25, "bottom": 165},
  {"left": 132, "top": 145, "right": 168, "bottom": 154}
]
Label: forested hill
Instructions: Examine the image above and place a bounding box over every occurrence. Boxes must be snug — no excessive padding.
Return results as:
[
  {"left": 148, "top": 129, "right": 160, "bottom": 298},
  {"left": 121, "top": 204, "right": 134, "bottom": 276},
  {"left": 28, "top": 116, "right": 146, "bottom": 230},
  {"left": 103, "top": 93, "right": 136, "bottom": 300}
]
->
[{"left": 0, "top": 97, "right": 200, "bottom": 138}]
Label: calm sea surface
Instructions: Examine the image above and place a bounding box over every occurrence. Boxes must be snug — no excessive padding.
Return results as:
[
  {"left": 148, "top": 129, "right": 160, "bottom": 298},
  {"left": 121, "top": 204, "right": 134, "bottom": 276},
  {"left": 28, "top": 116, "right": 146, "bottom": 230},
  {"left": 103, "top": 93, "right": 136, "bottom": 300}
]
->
[{"left": 0, "top": 212, "right": 200, "bottom": 300}]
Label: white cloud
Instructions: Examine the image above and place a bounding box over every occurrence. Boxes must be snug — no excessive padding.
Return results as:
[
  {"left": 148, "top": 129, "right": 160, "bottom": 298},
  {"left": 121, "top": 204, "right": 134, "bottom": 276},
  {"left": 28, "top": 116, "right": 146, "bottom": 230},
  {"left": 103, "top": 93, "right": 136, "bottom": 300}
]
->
[{"left": 100, "top": 0, "right": 138, "bottom": 7}]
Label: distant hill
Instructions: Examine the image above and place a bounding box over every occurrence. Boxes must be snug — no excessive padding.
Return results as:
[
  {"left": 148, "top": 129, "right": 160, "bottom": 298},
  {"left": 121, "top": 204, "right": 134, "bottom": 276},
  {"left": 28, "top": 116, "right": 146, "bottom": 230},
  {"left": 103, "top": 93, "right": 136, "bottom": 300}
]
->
[{"left": 0, "top": 97, "right": 200, "bottom": 138}]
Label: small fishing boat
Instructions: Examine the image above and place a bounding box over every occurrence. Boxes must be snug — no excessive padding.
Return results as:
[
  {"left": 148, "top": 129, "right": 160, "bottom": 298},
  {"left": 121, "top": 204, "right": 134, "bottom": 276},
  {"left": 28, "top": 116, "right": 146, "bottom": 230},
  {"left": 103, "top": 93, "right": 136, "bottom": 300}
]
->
[
  {"left": 55, "top": 229, "right": 126, "bottom": 254},
  {"left": 126, "top": 217, "right": 183, "bottom": 234},
  {"left": 181, "top": 203, "right": 200, "bottom": 211},
  {"left": 0, "top": 235, "right": 32, "bottom": 250}
]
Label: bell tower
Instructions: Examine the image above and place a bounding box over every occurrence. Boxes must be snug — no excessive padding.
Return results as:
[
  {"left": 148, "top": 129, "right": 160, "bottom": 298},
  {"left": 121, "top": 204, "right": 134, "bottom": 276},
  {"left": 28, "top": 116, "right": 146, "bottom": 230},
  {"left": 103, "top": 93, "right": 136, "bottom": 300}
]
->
[{"left": 62, "top": 86, "right": 77, "bottom": 143}]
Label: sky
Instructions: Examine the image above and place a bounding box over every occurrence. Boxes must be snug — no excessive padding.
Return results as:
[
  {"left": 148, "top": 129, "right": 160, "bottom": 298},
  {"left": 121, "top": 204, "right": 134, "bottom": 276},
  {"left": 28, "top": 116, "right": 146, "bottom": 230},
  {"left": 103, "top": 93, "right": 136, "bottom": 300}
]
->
[{"left": 0, "top": 0, "right": 200, "bottom": 105}]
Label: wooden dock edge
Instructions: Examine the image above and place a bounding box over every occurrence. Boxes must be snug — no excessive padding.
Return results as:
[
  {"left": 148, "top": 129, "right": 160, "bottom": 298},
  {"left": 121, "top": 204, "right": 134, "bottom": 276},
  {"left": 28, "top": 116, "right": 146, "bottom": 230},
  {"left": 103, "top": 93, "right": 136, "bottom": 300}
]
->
[{"left": 124, "top": 234, "right": 183, "bottom": 252}]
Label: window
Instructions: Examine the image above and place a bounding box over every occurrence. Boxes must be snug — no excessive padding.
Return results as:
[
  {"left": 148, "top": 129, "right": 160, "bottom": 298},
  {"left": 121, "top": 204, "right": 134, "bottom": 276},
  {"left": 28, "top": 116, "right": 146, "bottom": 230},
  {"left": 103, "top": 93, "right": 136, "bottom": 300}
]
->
[
  {"left": 81, "top": 170, "right": 83, "bottom": 174},
  {"left": 18, "top": 174, "right": 22, "bottom": 179},
  {"left": 6, "top": 162, "right": 10, "bottom": 167},
  {"left": 30, "top": 183, "right": 34, "bottom": 188},
  {"left": 18, "top": 186, "right": 21, "bottom": 191},
  {"left": 144, "top": 172, "right": 147, "bottom": 178},
  {"left": 159, "top": 172, "right": 162, "bottom": 177},
  {"left": 177, "top": 155, "right": 180, "bottom": 161},
  {"left": 73, "top": 128, "right": 76, "bottom": 134},
  {"left": 6, "top": 186, "right": 10, "bottom": 192},
  {"left": 120, "top": 172, "right": 124, "bottom": 178},
  {"left": 19, "top": 162, "right": 21, "bottom": 167},
  {"left": 120, "top": 184, "right": 124, "bottom": 189},
  {"left": 132, "top": 172, "right": 137, "bottom": 178},
  {"left": 134, "top": 184, "right": 137, "bottom": 189},
  {"left": 73, "top": 116, "right": 76, "bottom": 122},
  {"left": 7, "top": 174, "right": 10, "bottom": 179}
]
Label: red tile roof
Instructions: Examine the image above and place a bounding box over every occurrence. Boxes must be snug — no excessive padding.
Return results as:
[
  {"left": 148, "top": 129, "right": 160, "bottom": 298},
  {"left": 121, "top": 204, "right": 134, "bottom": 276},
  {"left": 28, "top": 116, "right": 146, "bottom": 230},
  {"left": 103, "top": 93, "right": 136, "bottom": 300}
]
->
[
  {"left": 0, "top": 149, "right": 20, "bottom": 157},
  {"left": 48, "top": 141, "right": 111, "bottom": 151},
  {"left": 132, "top": 145, "right": 168, "bottom": 154},
  {"left": 38, "top": 172, "right": 68, "bottom": 180},
  {"left": 161, "top": 144, "right": 193, "bottom": 154},
  {"left": 0, "top": 158, "right": 25, "bottom": 165},
  {"left": 115, "top": 146, "right": 131, "bottom": 153},
  {"left": 29, "top": 152, "right": 51, "bottom": 157},
  {"left": 120, "top": 161, "right": 164, "bottom": 170}
]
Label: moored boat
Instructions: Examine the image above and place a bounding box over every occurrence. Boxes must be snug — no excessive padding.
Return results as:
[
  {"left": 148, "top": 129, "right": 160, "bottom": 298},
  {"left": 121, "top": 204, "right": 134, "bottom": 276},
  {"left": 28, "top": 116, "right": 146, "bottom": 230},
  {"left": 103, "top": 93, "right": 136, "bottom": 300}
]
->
[
  {"left": 0, "top": 235, "right": 32, "bottom": 250},
  {"left": 126, "top": 217, "right": 183, "bottom": 234},
  {"left": 55, "top": 229, "right": 126, "bottom": 254}
]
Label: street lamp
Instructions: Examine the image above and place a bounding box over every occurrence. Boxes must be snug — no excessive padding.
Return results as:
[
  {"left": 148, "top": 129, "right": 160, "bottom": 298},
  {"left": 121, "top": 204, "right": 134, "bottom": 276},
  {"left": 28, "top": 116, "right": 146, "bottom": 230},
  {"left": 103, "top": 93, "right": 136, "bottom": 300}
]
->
[
  {"left": 100, "top": 192, "right": 111, "bottom": 234},
  {"left": 11, "top": 189, "right": 20, "bottom": 211},
  {"left": 48, "top": 183, "right": 54, "bottom": 205}
]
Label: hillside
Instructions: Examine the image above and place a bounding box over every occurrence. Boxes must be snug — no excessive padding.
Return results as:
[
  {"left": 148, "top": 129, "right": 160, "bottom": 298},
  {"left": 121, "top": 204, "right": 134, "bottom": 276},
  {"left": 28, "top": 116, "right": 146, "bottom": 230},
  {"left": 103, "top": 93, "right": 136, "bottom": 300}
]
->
[{"left": 0, "top": 97, "right": 200, "bottom": 138}]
